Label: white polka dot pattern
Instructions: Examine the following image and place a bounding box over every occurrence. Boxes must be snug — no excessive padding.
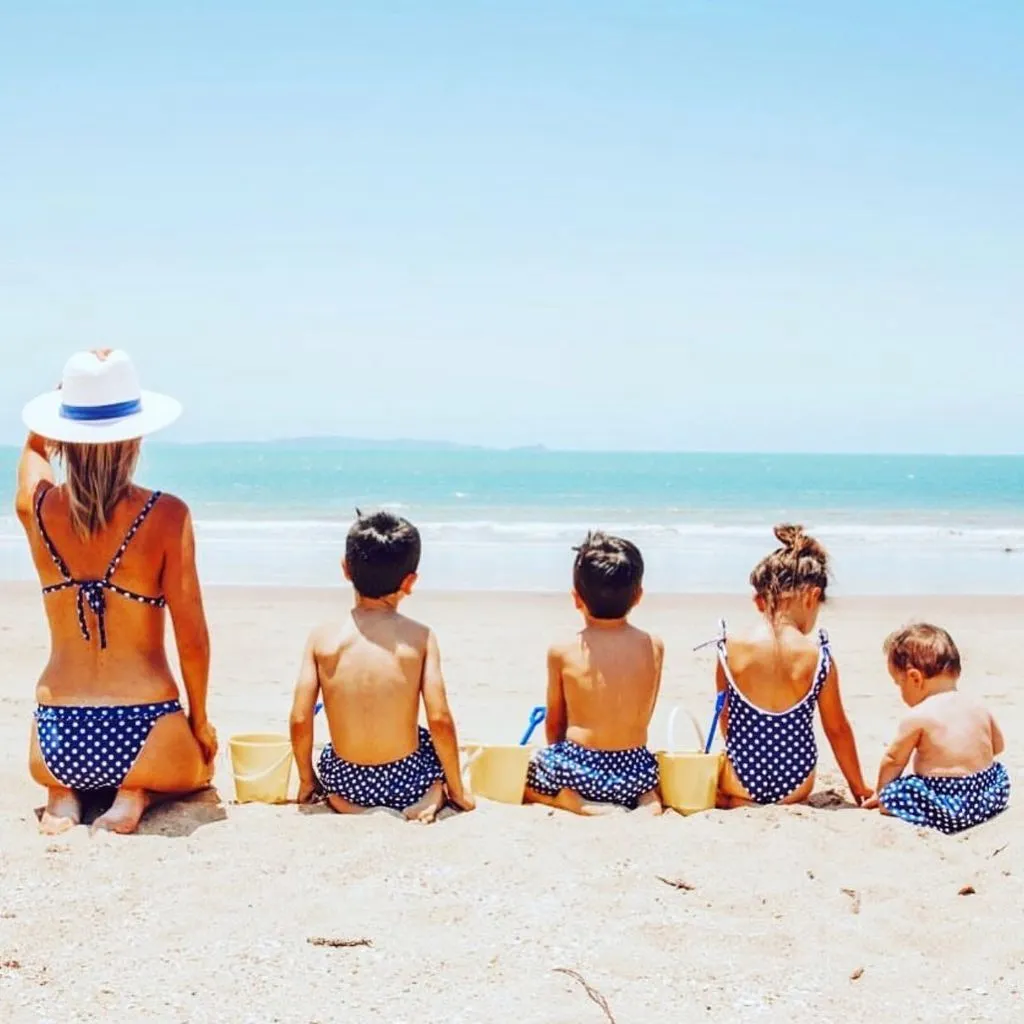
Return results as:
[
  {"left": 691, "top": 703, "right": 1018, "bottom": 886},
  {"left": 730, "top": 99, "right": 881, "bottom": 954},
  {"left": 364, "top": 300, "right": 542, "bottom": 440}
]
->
[
  {"left": 527, "top": 740, "right": 659, "bottom": 809},
  {"left": 34, "top": 701, "right": 182, "bottom": 790},
  {"left": 881, "top": 762, "right": 1011, "bottom": 834},
  {"left": 35, "top": 488, "right": 167, "bottom": 649},
  {"left": 720, "top": 623, "right": 832, "bottom": 805},
  {"left": 317, "top": 727, "right": 444, "bottom": 811}
]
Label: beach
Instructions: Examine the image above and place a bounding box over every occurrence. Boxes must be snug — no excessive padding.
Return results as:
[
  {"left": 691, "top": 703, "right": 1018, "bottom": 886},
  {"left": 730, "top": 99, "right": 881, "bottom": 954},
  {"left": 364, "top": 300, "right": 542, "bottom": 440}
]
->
[{"left": 1, "top": 584, "right": 1021, "bottom": 1023}]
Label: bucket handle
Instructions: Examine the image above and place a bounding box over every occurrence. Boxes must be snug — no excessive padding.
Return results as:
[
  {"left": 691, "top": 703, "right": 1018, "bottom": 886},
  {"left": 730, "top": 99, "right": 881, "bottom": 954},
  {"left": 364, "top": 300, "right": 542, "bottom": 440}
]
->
[
  {"left": 665, "top": 695, "right": 727, "bottom": 755},
  {"left": 665, "top": 706, "right": 704, "bottom": 753},
  {"left": 230, "top": 747, "right": 295, "bottom": 784},
  {"left": 460, "top": 745, "right": 484, "bottom": 791}
]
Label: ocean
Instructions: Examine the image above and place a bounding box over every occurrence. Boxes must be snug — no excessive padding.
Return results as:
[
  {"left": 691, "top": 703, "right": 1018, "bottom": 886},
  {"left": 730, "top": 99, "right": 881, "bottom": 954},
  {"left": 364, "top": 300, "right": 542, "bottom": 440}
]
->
[{"left": 1, "top": 444, "right": 1023, "bottom": 594}]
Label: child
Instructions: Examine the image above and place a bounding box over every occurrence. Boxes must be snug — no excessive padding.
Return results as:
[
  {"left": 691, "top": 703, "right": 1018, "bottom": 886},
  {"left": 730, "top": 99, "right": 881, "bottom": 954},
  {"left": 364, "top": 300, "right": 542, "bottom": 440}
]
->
[
  {"left": 711, "top": 524, "right": 872, "bottom": 808},
  {"left": 289, "top": 511, "right": 474, "bottom": 822},
  {"left": 866, "top": 624, "right": 1010, "bottom": 833},
  {"left": 525, "top": 532, "right": 663, "bottom": 815}
]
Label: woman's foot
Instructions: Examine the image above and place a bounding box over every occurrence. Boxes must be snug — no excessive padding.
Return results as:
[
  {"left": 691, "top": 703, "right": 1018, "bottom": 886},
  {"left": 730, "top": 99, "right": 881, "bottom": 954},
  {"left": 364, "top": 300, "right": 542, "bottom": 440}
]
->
[
  {"left": 91, "top": 788, "right": 151, "bottom": 835},
  {"left": 40, "top": 787, "right": 82, "bottom": 835}
]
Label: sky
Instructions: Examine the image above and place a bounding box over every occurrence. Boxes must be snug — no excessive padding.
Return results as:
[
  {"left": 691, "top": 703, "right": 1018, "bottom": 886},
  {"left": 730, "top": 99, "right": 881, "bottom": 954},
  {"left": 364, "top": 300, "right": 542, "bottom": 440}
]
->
[{"left": 1, "top": 2, "right": 1022, "bottom": 452}]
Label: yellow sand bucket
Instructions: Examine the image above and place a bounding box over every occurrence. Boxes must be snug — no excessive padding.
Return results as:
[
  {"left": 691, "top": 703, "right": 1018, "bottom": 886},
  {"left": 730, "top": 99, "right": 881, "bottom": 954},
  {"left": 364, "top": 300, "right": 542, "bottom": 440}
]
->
[
  {"left": 461, "top": 743, "right": 534, "bottom": 805},
  {"left": 657, "top": 751, "right": 723, "bottom": 814},
  {"left": 229, "top": 733, "right": 294, "bottom": 804},
  {"left": 656, "top": 706, "right": 723, "bottom": 815}
]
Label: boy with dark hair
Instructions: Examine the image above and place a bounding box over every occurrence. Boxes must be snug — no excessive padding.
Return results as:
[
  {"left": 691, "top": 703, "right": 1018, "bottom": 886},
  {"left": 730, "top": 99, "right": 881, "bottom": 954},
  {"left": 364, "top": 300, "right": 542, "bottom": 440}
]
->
[
  {"left": 289, "top": 511, "right": 474, "bottom": 821},
  {"left": 865, "top": 623, "right": 1009, "bottom": 833},
  {"left": 525, "top": 532, "right": 663, "bottom": 815}
]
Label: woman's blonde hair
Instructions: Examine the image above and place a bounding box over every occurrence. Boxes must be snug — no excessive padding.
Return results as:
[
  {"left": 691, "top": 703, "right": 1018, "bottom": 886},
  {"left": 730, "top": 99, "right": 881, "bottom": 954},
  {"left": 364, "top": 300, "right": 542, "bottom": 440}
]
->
[{"left": 49, "top": 440, "right": 142, "bottom": 538}]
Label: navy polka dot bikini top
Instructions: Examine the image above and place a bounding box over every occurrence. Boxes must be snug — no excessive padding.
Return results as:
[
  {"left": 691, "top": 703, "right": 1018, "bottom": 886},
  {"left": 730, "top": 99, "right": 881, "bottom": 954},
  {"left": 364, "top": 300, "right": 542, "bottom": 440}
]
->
[
  {"left": 35, "top": 486, "right": 166, "bottom": 650},
  {"left": 716, "top": 619, "right": 832, "bottom": 805}
]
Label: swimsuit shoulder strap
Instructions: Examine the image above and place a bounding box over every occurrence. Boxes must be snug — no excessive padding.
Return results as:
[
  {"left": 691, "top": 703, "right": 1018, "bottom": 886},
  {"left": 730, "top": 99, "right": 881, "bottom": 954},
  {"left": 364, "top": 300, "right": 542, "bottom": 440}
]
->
[
  {"left": 34, "top": 485, "right": 72, "bottom": 583},
  {"left": 104, "top": 491, "right": 163, "bottom": 581},
  {"left": 714, "top": 618, "right": 741, "bottom": 691},
  {"left": 811, "top": 627, "right": 832, "bottom": 695}
]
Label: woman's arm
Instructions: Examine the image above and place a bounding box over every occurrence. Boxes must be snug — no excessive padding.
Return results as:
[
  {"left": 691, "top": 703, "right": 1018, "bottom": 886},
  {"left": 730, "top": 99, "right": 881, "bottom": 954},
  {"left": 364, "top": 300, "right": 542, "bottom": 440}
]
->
[
  {"left": 544, "top": 645, "right": 568, "bottom": 744},
  {"left": 817, "top": 660, "right": 873, "bottom": 804},
  {"left": 162, "top": 499, "right": 216, "bottom": 763},
  {"left": 14, "top": 433, "right": 55, "bottom": 528}
]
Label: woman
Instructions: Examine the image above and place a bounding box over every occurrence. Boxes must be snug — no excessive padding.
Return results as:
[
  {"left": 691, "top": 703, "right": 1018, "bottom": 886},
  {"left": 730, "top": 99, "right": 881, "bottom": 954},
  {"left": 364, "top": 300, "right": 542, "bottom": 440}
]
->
[{"left": 16, "top": 349, "right": 217, "bottom": 834}]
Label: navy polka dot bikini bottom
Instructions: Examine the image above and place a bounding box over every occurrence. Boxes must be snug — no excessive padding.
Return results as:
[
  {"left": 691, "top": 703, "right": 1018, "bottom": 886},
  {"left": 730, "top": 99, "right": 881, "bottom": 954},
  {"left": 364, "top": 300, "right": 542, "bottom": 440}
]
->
[
  {"left": 317, "top": 726, "right": 444, "bottom": 811},
  {"left": 527, "top": 740, "right": 659, "bottom": 809},
  {"left": 34, "top": 701, "right": 183, "bottom": 791},
  {"left": 880, "top": 762, "right": 1011, "bottom": 834}
]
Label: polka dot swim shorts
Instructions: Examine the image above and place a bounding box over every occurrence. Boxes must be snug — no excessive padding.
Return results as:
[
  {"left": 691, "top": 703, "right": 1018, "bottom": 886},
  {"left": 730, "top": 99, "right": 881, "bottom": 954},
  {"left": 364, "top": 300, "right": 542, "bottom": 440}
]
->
[
  {"left": 527, "top": 740, "right": 659, "bottom": 809},
  {"left": 881, "top": 762, "right": 1011, "bottom": 834},
  {"left": 317, "top": 727, "right": 444, "bottom": 811},
  {"left": 34, "top": 701, "right": 183, "bottom": 791}
]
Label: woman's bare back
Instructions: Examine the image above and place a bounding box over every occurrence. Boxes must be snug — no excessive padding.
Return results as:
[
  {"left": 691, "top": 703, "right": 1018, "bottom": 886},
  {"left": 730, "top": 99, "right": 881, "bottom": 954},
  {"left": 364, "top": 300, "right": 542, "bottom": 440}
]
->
[{"left": 27, "top": 484, "right": 187, "bottom": 705}]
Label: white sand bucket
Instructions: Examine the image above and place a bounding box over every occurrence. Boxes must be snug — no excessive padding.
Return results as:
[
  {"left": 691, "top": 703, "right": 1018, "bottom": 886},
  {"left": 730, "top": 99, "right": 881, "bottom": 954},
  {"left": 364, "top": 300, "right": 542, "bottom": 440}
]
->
[
  {"left": 229, "top": 733, "right": 294, "bottom": 804},
  {"left": 656, "top": 707, "right": 722, "bottom": 815},
  {"left": 461, "top": 743, "right": 535, "bottom": 805}
]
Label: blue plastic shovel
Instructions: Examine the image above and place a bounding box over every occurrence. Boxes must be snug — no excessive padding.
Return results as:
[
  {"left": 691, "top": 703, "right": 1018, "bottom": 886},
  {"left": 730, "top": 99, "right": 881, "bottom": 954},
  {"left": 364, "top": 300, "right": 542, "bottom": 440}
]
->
[
  {"left": 704, "top": 690, "right": 727, "bottom": 754},
  {"left": 519, "top": 705, "right": 547, "bottom": 746}
]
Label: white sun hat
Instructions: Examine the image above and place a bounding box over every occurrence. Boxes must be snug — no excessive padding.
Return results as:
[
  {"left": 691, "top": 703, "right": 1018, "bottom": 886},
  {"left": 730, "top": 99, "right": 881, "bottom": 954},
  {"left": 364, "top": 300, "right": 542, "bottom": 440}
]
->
[{"left": 22, "top": 350, "right": 182, "bottom": 444}]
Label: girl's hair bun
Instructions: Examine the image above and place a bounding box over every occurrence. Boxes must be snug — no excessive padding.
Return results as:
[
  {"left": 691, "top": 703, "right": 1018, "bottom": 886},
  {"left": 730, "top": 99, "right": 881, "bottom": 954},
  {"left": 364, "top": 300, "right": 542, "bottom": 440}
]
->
[{"left": 773, "top": 523, "right": 827, "bottom": 560}]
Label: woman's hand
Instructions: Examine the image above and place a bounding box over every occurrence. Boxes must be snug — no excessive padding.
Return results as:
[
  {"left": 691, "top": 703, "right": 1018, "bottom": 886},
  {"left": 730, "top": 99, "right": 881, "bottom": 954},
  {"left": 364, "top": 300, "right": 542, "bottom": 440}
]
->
[{"left": 190, "top": 716, "right": 219, "bottom": 764}]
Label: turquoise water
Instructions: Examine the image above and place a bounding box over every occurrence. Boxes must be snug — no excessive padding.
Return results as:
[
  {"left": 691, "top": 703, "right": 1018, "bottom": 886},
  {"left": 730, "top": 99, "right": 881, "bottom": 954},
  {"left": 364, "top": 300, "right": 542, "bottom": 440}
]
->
[{"left": 2, "top": 444, "right": 1023, "bottom": 593}]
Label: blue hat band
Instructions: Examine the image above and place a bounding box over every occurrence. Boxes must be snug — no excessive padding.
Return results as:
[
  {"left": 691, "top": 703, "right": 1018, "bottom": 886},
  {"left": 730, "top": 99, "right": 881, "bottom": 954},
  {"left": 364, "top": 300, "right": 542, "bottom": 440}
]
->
[{"left": 59, "top": 398, "right": 143, "bottom": 422}]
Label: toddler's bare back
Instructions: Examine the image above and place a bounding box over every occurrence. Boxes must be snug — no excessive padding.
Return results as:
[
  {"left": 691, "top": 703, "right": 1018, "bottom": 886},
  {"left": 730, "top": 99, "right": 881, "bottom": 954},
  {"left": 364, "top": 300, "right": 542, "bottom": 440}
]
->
[
  {"left": 558, "top": 623, "right": 662, "bottom": 751},
  {"left": 908, "top": 690, "right": 998, "bottom": 777},
  {"left": 315, "top": 608, "right": 430, "bottom": 765}
]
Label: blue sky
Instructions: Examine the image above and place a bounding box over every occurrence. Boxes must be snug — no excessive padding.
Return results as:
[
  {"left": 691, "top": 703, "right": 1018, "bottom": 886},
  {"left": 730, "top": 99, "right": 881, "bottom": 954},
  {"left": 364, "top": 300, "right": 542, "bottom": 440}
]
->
[{"left": 1, "top": 2, "right": 1021, "bottom": 451}]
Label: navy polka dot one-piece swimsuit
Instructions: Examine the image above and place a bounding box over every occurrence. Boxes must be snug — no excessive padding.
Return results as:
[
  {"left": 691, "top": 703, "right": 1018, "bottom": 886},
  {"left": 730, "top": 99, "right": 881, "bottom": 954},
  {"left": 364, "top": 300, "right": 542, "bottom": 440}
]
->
[
  {"left": 718, "top": 621, "right": 832, "bottom": 805},
  {"left": 33, "top": 487, "right": 181, "bottom": 791}
]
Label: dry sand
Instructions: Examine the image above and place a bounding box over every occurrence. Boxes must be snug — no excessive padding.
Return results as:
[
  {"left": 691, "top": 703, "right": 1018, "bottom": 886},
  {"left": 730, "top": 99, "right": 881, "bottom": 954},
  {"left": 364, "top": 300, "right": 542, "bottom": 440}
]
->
[{"left": 1, "top": 584, "right": 1021, "bottom": 1023}]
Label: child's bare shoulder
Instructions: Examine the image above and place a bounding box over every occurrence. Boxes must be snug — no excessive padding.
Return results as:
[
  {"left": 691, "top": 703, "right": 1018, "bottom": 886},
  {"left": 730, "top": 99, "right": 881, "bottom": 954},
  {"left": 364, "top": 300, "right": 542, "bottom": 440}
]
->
[
  {"left": 547, "top": 635, "right": 577, "bottom": 662},
  {"left": 629, "top": 625, "right": 663, "bottom": 656},
  {"left": 307, "top": 618, "right": 347, "bottom": 656},
  {"left": 389, "top": 611, "right": 433, "bottom": 652},
  {"left": 728, "top": 627, "right": 817, "bottom": 670}
]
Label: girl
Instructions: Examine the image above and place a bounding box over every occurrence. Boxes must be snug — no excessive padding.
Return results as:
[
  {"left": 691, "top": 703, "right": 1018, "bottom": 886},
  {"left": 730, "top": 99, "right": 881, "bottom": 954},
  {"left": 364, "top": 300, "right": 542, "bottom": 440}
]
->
[{"left": 709, "top": 524, "right": 871, "bottom": 808}]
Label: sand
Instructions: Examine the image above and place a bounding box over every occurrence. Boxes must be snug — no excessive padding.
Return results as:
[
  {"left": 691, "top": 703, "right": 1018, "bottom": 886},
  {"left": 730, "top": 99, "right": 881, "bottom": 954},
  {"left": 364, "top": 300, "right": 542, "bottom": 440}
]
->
[{"left": 1, "top": 584, "right": 1021, "bottom": 1023}]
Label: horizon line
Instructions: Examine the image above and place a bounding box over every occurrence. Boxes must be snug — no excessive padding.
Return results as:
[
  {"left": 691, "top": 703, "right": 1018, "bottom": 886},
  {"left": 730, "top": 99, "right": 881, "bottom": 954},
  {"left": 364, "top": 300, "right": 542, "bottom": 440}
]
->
[{"left": 2, "top": 437, "right": 1024, "bottom": 458}]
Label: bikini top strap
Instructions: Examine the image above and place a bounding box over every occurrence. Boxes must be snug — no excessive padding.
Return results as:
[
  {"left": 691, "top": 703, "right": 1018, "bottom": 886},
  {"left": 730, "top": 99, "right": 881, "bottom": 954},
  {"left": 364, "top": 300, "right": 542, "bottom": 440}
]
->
[
  {"left": 104, "top": 491, "right": 163, "bottom": 581},
  {"left": 34, "top": 486, "right": 72, "bottom": 582}
]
